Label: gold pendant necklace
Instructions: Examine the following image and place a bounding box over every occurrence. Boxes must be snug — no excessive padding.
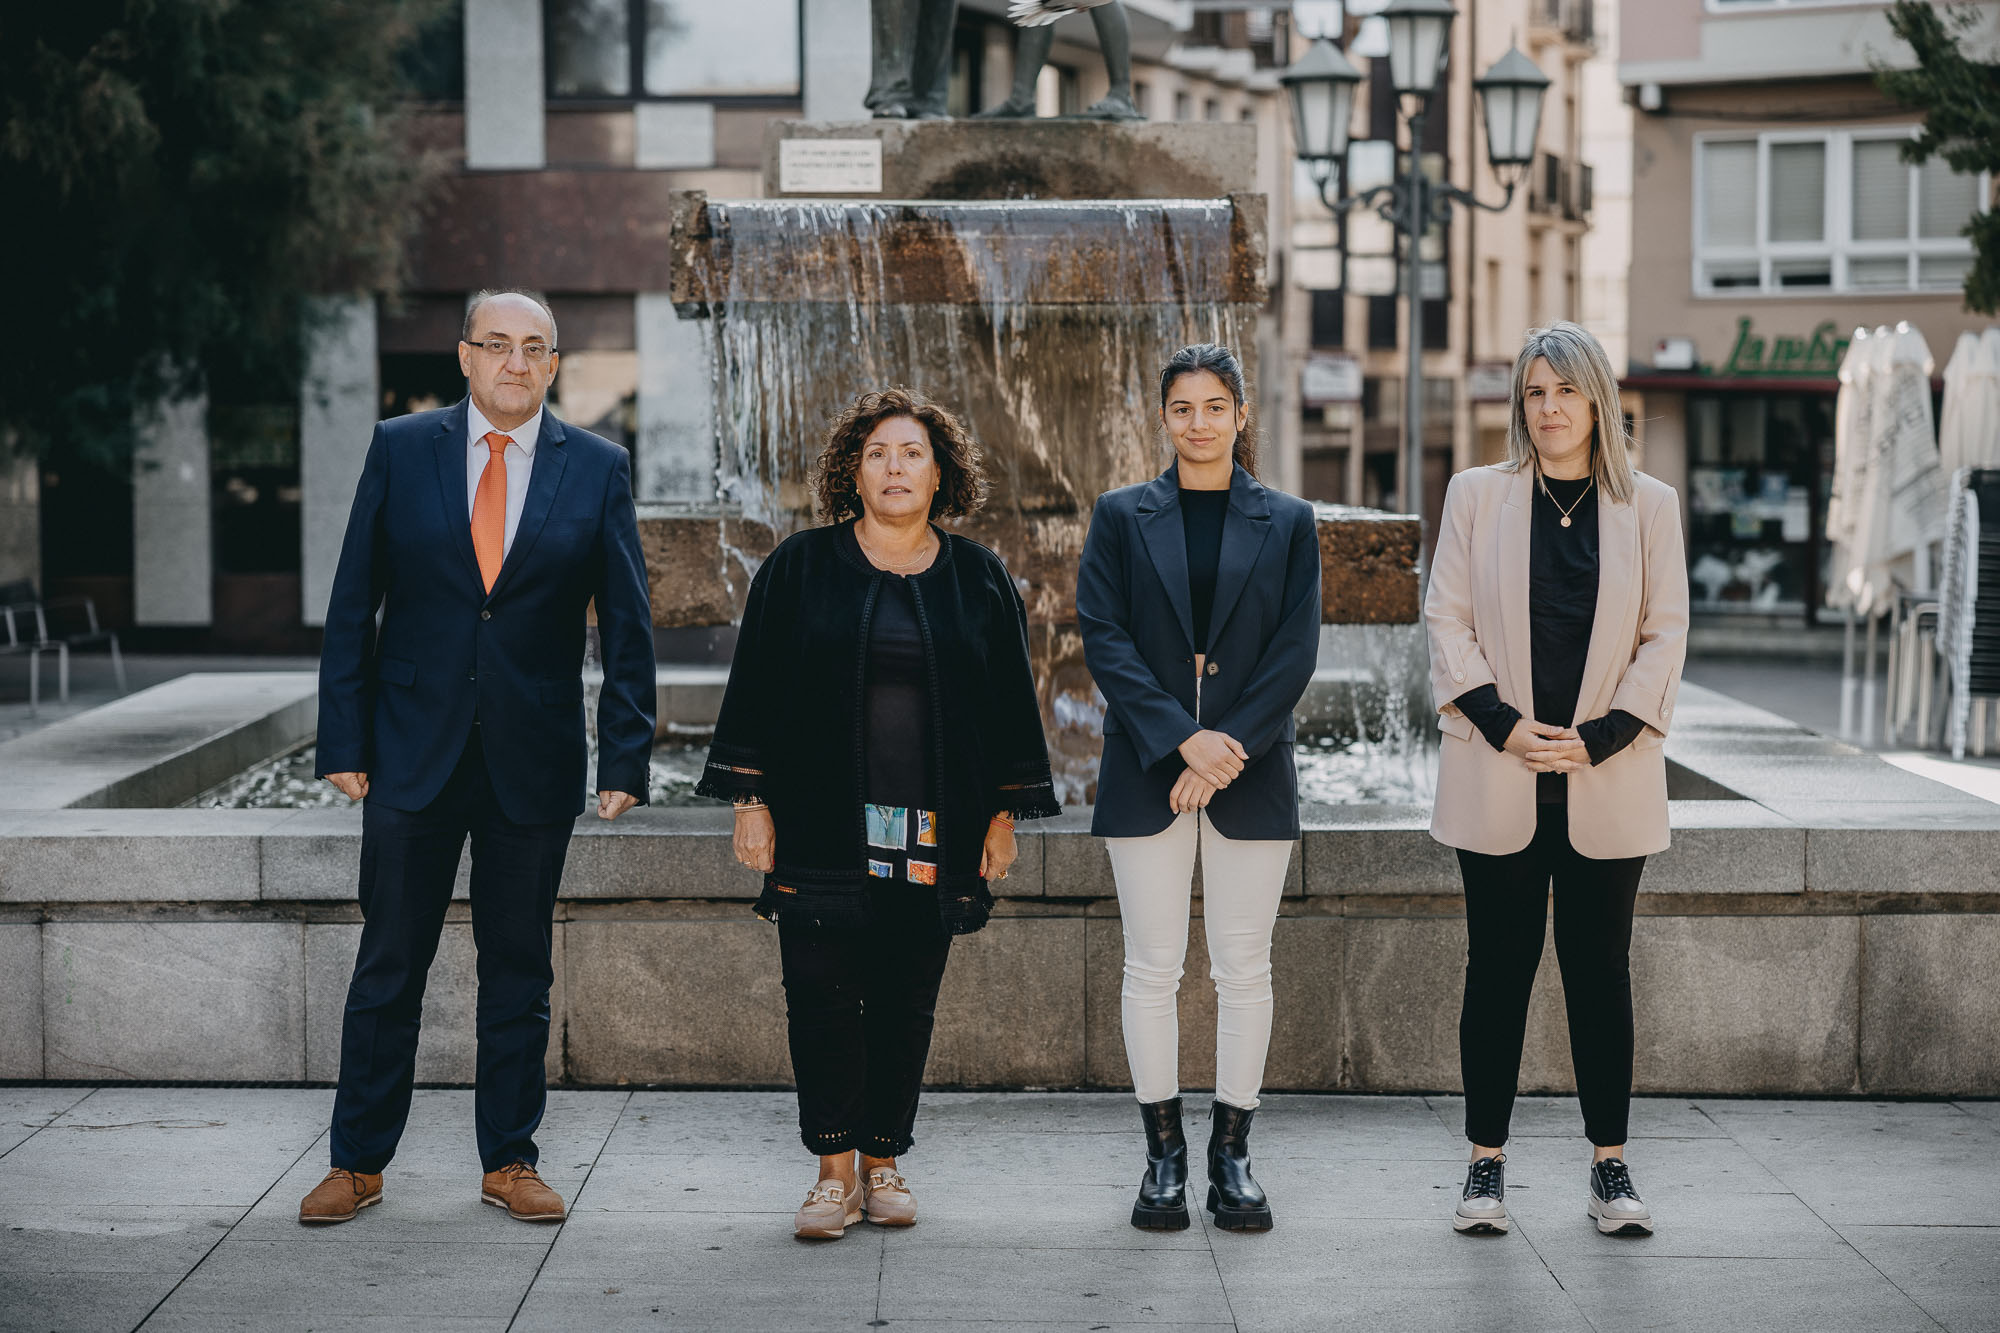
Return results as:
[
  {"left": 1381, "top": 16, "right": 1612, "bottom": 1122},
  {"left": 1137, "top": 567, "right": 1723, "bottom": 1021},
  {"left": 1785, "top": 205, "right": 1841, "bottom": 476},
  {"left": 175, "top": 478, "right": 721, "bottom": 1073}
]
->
[{"left": 1541, "top": 476, "right": 1595, "bottom": 528}]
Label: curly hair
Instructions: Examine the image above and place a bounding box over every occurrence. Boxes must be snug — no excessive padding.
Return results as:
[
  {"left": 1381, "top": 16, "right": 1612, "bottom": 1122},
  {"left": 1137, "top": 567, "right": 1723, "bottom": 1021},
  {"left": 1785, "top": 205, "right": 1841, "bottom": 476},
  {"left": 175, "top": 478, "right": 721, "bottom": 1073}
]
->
[{"left": 811, "top": 387, "right": 990, "bottom": 525}]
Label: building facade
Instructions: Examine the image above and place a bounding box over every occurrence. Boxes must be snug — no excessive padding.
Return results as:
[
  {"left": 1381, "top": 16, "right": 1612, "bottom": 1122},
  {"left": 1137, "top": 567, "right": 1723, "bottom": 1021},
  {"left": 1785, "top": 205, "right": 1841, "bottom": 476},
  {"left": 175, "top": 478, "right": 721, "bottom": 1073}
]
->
[
  {"left": 32, "top": 0, "right": 1296, "bottom": 648},
  {"left": 1283, "top": 0, "right": 1611, "bottom": 544},
  {"left": 1620, "top": 0, "right": 1998, "bottom": 626}
]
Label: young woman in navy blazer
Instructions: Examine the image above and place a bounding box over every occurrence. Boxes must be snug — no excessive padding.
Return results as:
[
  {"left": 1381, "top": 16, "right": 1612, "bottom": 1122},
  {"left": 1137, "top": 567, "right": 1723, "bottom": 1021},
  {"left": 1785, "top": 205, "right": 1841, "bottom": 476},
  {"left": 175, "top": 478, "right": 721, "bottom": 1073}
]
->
[{"left": 1076, "top": 344, "right": 1322, "bottom": 1232}]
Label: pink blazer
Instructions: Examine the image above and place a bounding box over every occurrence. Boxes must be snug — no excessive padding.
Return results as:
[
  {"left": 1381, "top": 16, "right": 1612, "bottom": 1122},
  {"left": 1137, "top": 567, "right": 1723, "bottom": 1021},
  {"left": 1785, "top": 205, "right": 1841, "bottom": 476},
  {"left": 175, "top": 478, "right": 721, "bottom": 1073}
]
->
[{"left": 1424, "top": 464, "right": 1690, "bottom": 859}]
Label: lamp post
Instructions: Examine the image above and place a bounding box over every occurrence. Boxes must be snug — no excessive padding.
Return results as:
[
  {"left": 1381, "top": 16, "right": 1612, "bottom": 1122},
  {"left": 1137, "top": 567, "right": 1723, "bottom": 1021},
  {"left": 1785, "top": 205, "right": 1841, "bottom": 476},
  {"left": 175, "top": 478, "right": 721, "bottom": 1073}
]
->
[{"left": 1282, "top": 1, "right": 1550, "bottom": 553}]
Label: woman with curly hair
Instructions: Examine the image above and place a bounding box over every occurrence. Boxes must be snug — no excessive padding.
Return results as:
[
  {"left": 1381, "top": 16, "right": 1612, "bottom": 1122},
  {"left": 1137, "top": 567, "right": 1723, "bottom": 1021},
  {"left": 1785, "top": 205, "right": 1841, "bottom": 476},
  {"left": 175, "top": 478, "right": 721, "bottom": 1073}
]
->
[{"left": 697, "top": 387, "right": 1060, "bottom": 1240}]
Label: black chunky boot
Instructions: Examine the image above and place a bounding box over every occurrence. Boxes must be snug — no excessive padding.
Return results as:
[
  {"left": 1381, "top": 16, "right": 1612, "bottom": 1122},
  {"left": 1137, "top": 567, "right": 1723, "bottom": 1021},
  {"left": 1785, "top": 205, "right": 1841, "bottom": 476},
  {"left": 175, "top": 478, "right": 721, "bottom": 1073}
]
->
[
  {"left": 1131, "top": 1097, "right": 1191, "bottom": 1230},
  {"left": 1205, "top": 1101, "right": 1273, "bottom": 1230}
]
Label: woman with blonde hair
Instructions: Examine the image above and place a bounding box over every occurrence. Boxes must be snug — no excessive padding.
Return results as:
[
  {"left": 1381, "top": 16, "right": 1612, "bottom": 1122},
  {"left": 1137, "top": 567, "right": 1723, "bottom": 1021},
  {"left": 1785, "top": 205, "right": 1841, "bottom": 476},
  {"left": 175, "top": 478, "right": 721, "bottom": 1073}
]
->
[{"left": 1424, "top": 321, "right": 1688, "bottom": 1238}]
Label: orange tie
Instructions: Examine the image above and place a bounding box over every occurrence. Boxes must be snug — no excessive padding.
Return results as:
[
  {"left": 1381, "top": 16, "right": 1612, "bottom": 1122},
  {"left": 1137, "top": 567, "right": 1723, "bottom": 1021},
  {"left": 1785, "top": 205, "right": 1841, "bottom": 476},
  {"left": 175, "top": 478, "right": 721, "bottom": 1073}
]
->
[{"left": 470, "top": 431, "right": 509, "bottom": 592}]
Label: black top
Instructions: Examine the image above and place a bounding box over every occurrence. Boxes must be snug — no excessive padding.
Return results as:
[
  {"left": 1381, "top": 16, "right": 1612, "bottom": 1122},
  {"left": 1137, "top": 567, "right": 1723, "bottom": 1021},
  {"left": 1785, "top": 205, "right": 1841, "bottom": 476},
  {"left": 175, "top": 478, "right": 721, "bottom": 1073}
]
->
[
  {"left": 698, "top": 520, "right": 1060, "bottom": 935},
  {"left": 843, "top": 526, "right": 935, "bottom": 808},
  {"left": 1180, "top": 487, "right": 1230, "bottom": 651},
  {"left": 1453, "top": 473, "right": 1646, "bottom": 802}
]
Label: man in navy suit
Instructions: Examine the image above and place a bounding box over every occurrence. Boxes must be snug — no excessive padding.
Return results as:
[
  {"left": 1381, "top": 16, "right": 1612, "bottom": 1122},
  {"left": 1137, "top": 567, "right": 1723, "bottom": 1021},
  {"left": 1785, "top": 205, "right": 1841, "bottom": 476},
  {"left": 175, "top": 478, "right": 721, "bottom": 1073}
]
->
[{"left": 298, "top": 289, "right": 655, "bottom": 1226}]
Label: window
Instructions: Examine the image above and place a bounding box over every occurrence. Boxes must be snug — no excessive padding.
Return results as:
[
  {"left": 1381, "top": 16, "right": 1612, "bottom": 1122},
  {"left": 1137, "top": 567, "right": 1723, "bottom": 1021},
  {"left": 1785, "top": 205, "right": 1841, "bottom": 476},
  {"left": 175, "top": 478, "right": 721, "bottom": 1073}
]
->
[
  {"left": 1309, "top": 290, "right": 1344, "bottom": 348},
  {"left": 1694, "top": 129, "right": 1987, "bottom": 295},
  {"left": 1174, "top": 90, "right": 1192, "bottom": 121},
  {"left": 547, "top": 0, "right": 801, "bottom": 100}
]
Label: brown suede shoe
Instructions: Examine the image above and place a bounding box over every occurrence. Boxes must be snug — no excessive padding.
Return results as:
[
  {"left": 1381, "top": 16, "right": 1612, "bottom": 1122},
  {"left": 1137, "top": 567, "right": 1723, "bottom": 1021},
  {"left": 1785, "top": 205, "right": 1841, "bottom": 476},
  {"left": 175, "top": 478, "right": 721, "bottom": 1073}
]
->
[
  {"left": 298, "top": 1168, "right": 383, "bottom": 1225},
  {"left": 481, "top": 1161, "right": 567, "bottom": 1222}
]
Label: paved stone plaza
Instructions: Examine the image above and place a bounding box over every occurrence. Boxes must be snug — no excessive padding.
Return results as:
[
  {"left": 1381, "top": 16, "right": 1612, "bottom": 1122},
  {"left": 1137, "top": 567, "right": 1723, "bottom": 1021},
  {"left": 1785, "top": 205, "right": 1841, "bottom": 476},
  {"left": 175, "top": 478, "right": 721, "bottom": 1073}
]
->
[{"left": 2, "top": 1087, "right": 1995, "bottom": 1332}]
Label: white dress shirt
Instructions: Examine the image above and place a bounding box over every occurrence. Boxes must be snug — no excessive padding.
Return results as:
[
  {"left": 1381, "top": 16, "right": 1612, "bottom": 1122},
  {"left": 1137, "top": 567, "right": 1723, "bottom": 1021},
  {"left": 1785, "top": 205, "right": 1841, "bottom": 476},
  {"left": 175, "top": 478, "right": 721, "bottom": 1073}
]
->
[{"left": 466, "top": 402, "right": 543, "bottom": 560}]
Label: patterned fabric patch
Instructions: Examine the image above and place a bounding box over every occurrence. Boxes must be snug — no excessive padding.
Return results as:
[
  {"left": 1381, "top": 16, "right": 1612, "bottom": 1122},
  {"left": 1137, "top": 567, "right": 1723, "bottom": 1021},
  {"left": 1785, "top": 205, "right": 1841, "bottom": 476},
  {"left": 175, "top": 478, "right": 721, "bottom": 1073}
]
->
[
  {"left": 865, "top": 804, "right": 907, "bottom": 849},
  {"left": 916, "top": 810, "right": 937, "bottom": 847},
  {"left": 867, "top": 859, "right": 894, "bottom": 879},
  {"left": 906, "top": 859, "right": 937, "bottom": 885}
]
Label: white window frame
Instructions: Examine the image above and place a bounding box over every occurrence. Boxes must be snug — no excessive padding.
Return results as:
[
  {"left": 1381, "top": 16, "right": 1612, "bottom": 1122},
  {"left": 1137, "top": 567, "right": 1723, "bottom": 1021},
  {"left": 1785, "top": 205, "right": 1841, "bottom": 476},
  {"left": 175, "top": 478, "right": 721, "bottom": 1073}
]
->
[
  {"left": 1704, "top": 1, "right": 1889, "bottom": 12},
  {"left": 1691, "top": 127, "right": 1988, "bottom": 298}
]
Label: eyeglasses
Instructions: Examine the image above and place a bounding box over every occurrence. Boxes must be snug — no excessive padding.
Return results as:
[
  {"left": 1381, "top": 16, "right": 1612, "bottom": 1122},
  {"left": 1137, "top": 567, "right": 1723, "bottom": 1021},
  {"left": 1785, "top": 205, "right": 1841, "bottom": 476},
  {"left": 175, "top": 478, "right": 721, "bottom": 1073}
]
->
[{"left": 466, "top": 339, "right": 555, "bottom": 363}]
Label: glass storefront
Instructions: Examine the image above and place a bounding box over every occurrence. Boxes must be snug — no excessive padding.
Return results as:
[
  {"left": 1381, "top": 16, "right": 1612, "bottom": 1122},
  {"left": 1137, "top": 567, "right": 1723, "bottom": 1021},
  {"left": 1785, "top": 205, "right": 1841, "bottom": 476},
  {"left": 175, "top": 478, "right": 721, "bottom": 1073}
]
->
[{"left": 1684, "top": 390, "right": 1835, "bottom": 619}]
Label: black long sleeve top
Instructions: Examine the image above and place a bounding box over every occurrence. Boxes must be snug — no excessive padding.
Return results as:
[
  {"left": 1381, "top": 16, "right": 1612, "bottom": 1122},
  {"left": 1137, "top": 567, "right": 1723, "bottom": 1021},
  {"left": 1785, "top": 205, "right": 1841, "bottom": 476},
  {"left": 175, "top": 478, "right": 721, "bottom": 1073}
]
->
[
  {"left": 1180, "top": 487, "right": 1229, "bottom": 651},
  {"left": 1452, "top": 473, "right": 1646, "bottom": 802},
  {"left": 845, "top": 525, "right": 935, "bottom": 809}
]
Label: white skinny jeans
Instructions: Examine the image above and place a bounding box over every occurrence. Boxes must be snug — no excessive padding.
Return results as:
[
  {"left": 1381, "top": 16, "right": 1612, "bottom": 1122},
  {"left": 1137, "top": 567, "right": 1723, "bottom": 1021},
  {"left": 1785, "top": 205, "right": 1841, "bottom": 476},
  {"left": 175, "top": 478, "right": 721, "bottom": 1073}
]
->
[{"left": 1106, "top": 809, "right": 1293, "bottom": 1109}]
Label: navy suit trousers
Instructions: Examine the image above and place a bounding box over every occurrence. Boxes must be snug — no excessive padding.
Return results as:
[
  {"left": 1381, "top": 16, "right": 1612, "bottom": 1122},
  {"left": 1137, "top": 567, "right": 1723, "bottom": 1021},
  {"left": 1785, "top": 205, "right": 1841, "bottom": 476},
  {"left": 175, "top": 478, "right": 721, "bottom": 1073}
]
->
[{"left": 329, "top": 728, "right": 574, "bottom": 1174}]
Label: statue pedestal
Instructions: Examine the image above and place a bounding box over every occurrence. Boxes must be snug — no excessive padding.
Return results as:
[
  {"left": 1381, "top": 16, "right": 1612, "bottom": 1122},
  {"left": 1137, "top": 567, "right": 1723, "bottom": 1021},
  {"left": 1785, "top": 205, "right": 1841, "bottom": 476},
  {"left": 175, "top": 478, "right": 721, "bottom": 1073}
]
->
[{"left": 763, "top": 119, "right": 1258, "bottom": 201}]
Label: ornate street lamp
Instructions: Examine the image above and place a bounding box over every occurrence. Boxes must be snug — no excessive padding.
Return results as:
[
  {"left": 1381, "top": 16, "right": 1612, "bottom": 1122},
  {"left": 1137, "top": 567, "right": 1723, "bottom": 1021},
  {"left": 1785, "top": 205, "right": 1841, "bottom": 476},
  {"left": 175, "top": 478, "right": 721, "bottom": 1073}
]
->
[
  {"left": 1382, "top": 0, "right": 1456, "bottom": 97},
  {"left": 1278, "top": 37, "right": 1364, "bottom": 189},
  {"left": 1474, "top": 45, "right": 1552, "bottom": 179},
  {"left": 1282, "top": 4, "right": 1551, "bottom": 559}
]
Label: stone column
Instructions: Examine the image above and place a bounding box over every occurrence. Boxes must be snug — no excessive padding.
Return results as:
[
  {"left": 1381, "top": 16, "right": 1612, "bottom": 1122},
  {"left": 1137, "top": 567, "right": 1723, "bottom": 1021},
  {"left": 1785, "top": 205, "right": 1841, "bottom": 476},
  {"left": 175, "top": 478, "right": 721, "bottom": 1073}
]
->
[
  {"left": 0, "top": 450, "right": 38, "bottom": 592},
  {"left": 634, "top": 294, "right": 715, "bottom": 506},
  {"left": 803, "top": 0, "right": 871, "bottom": 122},
  {"left": 299, "top": 297, "right": 380, "bottom": 627},
  {"left": 465, "top": 0, "right": 545, "bottom": 170},
  {"left": 132, "top": 393, "right": 212, "bottom": 626}
]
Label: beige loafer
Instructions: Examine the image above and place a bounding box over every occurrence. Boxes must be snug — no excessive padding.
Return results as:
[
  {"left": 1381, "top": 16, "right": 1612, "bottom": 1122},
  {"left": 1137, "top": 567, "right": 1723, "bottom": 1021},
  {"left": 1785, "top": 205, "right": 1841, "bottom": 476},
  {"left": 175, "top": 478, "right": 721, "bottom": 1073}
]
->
[
  {"left": 862, "top": 1168, "right": 917, "bottom": 1226},
  {"left": 794, "top": 1179, "right": 862, "bottom": 1239}
]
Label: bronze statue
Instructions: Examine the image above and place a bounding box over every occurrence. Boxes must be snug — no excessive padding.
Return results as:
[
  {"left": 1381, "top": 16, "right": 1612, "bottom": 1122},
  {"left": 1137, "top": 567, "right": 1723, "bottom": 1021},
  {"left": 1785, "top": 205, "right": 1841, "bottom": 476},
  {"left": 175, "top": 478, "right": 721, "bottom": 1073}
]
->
[
  {"left": 976, "top": 0, "right": 1143, "bottom": 121},
  {"left": 868, "top": 0, "right": 959, "bottom": 119}
]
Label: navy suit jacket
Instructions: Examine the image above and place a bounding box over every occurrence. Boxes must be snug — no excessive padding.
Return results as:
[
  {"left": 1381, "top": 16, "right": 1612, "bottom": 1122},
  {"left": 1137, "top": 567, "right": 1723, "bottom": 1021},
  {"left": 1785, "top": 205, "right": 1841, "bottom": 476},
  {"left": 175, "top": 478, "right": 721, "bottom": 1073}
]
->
[
  {"left": 315, "top": 398, "right": 656, "bottom": 824},
  {"left": 1077, "top": 464, "right": 1322, "bottom": 840}
]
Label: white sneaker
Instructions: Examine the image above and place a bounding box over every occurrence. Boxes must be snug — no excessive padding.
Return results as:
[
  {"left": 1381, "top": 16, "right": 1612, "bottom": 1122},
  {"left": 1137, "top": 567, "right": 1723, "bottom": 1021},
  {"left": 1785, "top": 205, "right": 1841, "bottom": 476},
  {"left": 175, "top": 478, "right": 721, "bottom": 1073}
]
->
[{"left": 1587, "top": 1158, "right": 1654, "bottom": 1236}]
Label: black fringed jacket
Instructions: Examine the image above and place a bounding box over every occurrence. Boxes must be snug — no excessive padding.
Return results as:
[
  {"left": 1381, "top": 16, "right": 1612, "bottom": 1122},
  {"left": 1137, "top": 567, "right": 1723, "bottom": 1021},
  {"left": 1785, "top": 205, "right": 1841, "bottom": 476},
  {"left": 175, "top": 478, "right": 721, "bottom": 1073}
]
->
[{"left": 696, "top": 521, "right": 1061, "bottom": 934}]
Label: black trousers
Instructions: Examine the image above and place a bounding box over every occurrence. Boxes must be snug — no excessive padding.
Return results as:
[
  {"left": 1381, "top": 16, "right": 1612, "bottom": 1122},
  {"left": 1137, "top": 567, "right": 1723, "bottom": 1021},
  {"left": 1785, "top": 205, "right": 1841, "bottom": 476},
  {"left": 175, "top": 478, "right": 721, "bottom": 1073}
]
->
[
  {"left": 1456, "top": 803, "right": 1646, "bottom": 1149},
  {"left": 778, "top": 879, "right": 951, "bottom": 1159},
  {"left": 329, "top": 728, "right": 574, "bottom": 1174}
]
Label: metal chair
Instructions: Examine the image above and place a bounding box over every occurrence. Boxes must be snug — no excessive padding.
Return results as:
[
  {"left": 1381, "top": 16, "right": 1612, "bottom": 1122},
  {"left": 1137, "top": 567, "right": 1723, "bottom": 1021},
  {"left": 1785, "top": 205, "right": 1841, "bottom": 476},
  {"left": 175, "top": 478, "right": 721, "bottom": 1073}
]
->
[
  {"left": 0, "top": 578, "right": 125, "bottom": 700},
  {"left": 0, "top": 594, "right": 66, "bottom": 715}
]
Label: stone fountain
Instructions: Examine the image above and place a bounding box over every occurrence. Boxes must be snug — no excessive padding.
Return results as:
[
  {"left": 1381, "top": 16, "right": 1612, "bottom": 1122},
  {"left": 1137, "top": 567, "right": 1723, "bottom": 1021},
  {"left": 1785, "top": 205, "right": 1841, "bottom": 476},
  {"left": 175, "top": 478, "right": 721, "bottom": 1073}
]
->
[{"left": 635, "top": 120, "right": 1418, "bottom": 799}]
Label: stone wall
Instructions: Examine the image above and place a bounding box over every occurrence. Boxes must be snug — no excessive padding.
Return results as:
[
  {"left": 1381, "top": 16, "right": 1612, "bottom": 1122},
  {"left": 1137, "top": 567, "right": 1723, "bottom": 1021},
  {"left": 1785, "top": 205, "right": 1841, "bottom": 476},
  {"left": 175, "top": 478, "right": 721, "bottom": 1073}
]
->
[{"left": 2, "top": 804, "right": 1995, "bottom": 1095}]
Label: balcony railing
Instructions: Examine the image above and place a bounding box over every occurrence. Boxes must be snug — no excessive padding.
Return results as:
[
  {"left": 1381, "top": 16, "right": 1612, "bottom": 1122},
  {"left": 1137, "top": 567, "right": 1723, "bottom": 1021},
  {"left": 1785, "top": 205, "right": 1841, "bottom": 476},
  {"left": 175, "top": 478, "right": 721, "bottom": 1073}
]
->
[
  {"left": 1528, "top": 154, "right": 1595, "bottom": 222},
  {"left": 1530, "top": 0, "right": 1596, "bottom": 46}
]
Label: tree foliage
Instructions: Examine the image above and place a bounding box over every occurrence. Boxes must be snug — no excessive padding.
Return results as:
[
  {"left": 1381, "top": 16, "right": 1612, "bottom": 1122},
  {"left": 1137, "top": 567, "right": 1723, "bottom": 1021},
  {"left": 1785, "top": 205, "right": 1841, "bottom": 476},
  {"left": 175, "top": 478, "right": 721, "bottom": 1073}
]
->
[
  {"left": 1877, "top": 1, "right": 2000, "bottom": 315},
  {"left": 0, "top": 1, "right": 452, "bottom": 465}
]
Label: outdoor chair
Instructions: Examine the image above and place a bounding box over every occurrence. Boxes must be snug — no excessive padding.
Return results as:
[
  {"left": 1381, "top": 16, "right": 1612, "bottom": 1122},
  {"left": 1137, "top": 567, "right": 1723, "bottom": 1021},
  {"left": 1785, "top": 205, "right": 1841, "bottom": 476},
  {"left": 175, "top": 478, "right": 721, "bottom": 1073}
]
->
[
  {"left": 0, "top": 586, "right": 65, "bottom": 716},
  {"left": 0, "top": 578, "right": 126, "bottom": 708}
]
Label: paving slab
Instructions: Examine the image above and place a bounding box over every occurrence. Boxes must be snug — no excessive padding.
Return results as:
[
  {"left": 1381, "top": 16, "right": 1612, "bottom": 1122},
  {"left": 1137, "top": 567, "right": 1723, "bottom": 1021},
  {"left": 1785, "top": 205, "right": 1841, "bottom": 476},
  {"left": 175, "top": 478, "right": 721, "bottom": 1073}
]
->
[
  {"left": 0, "top": 1086, "right": 91, "bottom": 1158},
  {"left": 0, "top": 1272, "right": 199, "bottom": 1333},
  {"left": 515, "top": 1209, "right": 884, "bottom": 1333},
  {"left": 141, "top": 1238, "right": 546, "bottom": 1325},
  {"left": 0, "top": 1088, "right": 326, "bottom": 1207},
  {"left": 1694, "top": 1099, "right": 2000, "bottom": 1226},
  {"left": 1208, "top": 1217, "right": 1593, "bottom": 1333},
  {"left": 1549, "top": 1256, "right": 1938, "bottom": 1333},
  {"left": 1837, "top": 1224, "right": 2000, "bottom": 1333},
  {"left": 878, "top": 1243, "right": 1236, "bottom": 1325}
]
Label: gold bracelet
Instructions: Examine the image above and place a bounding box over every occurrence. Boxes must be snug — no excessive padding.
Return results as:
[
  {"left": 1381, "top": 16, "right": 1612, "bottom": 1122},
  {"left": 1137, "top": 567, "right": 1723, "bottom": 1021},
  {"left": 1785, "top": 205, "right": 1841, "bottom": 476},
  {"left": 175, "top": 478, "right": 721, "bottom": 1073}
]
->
[{"left": 733, "top": 799, "right": 767, "bottom": 813}]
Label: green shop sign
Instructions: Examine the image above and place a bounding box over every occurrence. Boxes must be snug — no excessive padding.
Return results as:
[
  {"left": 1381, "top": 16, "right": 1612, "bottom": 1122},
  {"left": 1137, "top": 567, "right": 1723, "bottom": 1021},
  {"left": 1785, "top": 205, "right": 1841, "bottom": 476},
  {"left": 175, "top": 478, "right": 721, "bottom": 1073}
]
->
[{"left": 1722, "top": 318, "right": 1849, "bottom": 376}]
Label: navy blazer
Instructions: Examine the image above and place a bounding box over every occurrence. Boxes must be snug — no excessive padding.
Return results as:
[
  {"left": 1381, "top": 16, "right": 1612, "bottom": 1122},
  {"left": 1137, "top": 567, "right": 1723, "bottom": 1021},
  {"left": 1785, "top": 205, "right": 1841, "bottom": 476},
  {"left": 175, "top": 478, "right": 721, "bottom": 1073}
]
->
[
  {"left": 1077, "top": 464, "right": 1322, "bottom": 840},
  {"left": 315, "top": 399, "right": 657, "bottom": 824}
]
